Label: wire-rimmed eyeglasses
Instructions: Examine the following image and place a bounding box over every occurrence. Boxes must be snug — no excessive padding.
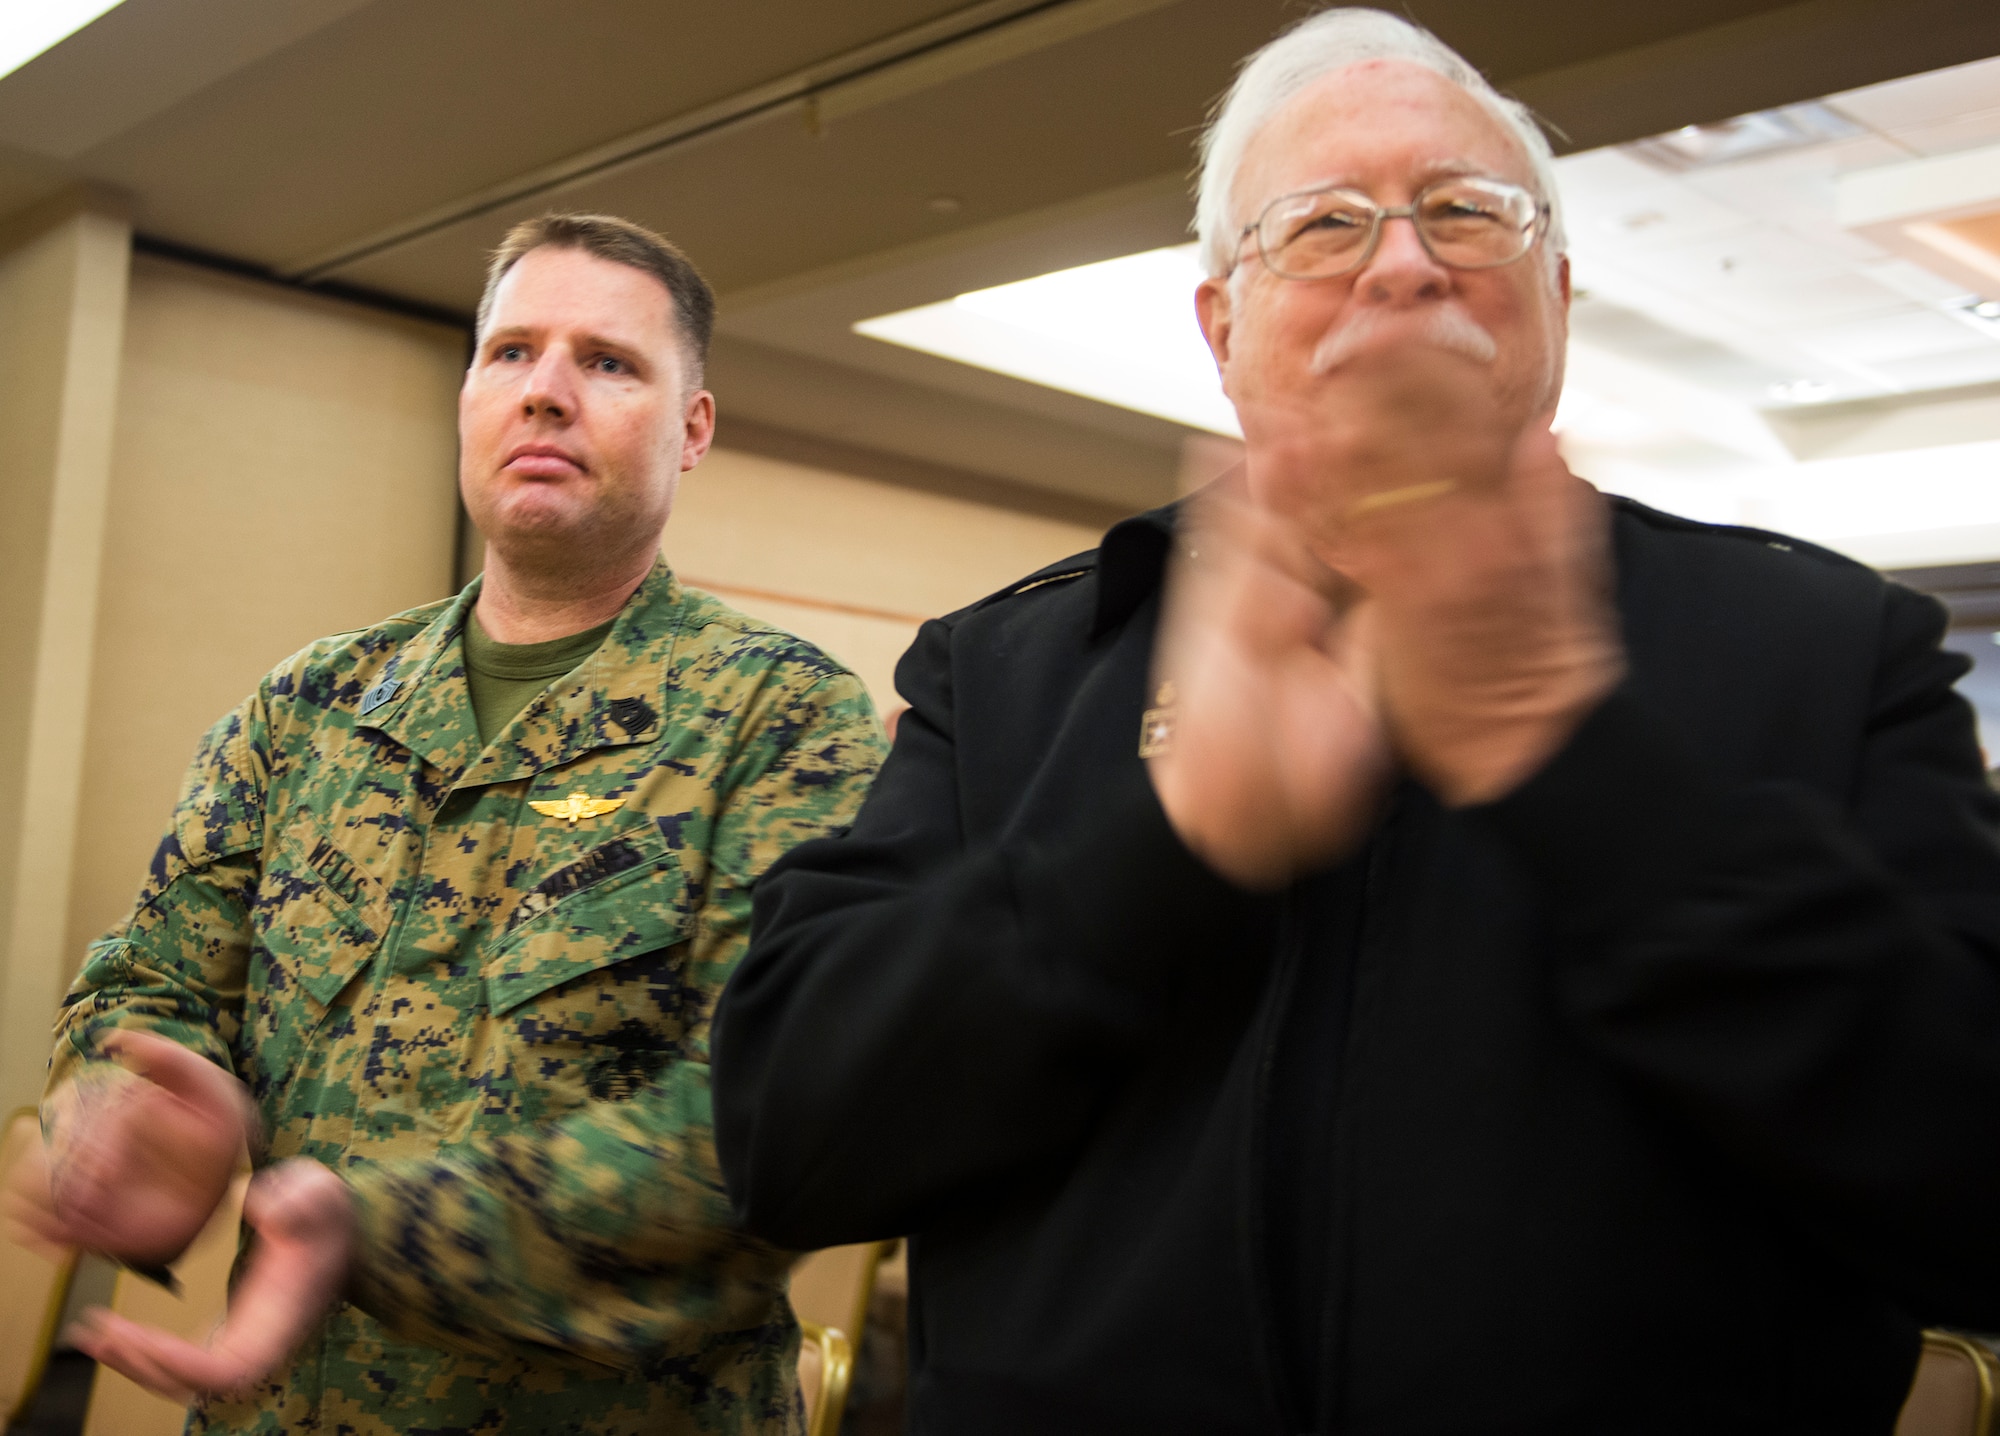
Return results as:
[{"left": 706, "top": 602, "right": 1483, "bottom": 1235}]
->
[{"left": 1236, "top": 176, "right": 1549, "bottom": 280}]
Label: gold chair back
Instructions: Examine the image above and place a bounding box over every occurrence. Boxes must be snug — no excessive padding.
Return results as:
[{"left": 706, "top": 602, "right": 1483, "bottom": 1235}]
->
[
  {"left": 1898, "top": 1331, "right": 2000, "bottom": 1436},
  {"left": 2, "top": 1107, "right": 80, "bottom": 1427},
  {"left": 789, "top": 1241, "right": 893, "bottom": 1436},
  {"left": 80, "top": 1171, "right": 246, "bottom": 1436},
  {"left": 789, "top": 1240, "right": 893, "bottom": 1357},
  {"left": 797, "top": 1318, "right": 854, "bottom": 1436}
]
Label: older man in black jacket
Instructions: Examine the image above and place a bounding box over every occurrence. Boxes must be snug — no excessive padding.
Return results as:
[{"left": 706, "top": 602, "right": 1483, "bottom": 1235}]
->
[{"left": 713, "top": 9, "right": 2000, "bottom": 1434}]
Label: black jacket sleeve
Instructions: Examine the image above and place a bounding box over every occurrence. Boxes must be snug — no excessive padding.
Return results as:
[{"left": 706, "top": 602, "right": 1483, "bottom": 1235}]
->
[
  {"left": 712, "top": 615, "right": 1260, "bottom": 1249},
  {"left": 1478, "top": 582, "right": 2000, "bottom": 1325}
]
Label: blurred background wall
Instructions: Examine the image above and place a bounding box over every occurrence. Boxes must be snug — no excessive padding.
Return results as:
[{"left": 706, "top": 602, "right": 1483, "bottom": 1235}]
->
[{"left": 60, "top": 255, "right": 467, "bottom": 1002}]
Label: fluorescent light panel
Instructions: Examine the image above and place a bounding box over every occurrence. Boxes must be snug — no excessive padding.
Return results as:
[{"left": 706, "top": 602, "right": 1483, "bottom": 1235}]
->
[
  {"left": 856, "top": 244, "right": 1241, "bottom": 437},
  {"left": 0, "top": 0, "right": 127, "bottom": 83},
  {"left": 1905, "top": 216, "right": 2000, "bottom": 286}
]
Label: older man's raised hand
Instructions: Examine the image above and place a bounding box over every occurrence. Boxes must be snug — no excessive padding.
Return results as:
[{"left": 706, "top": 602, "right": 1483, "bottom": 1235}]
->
[
  {"left": 23, "top": 1030, "right": 257, "bottom": 1267},
  {"left": 1290, "top": 335, "right": 1621, "bottom": 805},
  {"left": 1350, "top": 416, "right": 1623, "bottom": 806},
  {"left": 1149, "top": 339, "right": 1623, "bottom": 886},
  {"left": 1147, "top": 484, "right": 1393, "bottom": 890}
]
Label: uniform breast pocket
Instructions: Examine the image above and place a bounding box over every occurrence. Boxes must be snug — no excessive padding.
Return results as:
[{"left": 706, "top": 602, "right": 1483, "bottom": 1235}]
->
[
  {"left": 250, "top": 822, "right": 391, "bottom": 1033},
  {"left": 485, "top": 829, "right": 697, "bottom": 1113}
]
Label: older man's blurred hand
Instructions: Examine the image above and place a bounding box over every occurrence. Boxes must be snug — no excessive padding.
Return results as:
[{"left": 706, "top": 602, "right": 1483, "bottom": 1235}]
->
[
  {"left": 1148, "top": 340, "right": 1622, "bottom": 885},
  {"left": 1148, "top": 481, "right": 1392, "bottom": 890},
  {"left": 1351, "top": 417, "right": 1622, "bottom": 806}
]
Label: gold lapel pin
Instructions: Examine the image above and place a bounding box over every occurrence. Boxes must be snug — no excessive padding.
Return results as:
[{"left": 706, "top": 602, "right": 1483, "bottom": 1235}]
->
[
  {"left": 529, "top": 791, "right": 627, "bottom": 826},
  {"left": 1139, "top": 681, "right": 1176, "bottom": 758}
]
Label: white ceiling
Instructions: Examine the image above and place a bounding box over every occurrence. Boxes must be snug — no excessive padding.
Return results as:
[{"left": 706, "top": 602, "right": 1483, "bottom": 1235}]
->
[
  {"left": 1563, "top": 54, "right": 2000, "bottom": 413},
  {"left": 1562, "top": 56, "right": 2000, "bottom": 561}
]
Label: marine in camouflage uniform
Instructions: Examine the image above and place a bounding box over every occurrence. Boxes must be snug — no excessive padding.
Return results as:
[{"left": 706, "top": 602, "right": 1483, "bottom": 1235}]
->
[{"left": 49, "top": 559, "right": 884, "bottom": 1434}]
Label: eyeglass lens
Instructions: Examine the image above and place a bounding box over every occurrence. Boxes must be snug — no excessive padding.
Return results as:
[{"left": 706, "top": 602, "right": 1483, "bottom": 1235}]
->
[{"left": 1258, "top": 178, "right": 1540, "bottom": 278}]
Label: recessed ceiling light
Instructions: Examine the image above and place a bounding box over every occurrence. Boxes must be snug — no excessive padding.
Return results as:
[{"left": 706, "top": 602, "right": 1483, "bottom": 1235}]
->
[
  {"left": 1769, "top": 378, "right": 1837, "bottom": 404},
  {"left": 0, "top": 0, "right": 126, "bottom": 83},
  {"left": 1969, "top": 299, "right": 2000, "bottom": 321}
]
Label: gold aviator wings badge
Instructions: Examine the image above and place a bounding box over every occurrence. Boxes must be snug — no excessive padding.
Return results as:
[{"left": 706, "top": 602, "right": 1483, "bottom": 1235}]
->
[{"left": 529, "top": 790, "right": 627, "bottom": 826}]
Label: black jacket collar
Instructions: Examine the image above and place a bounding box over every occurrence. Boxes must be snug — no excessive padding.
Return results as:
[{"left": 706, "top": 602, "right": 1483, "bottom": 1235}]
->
[{"left": 1093, "top": 500, "right": 1181, "bottom": 638}]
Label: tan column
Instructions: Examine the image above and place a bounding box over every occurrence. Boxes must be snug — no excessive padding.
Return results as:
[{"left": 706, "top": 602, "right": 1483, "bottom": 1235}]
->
[{"left": 0, "top": 194, "right": 132, "bottom": 1111}]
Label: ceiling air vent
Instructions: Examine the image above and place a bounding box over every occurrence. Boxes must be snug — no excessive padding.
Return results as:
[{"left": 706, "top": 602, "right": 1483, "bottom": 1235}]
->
[{"left": 1622, "top": 102, "right": 1863, "bottom": 172}]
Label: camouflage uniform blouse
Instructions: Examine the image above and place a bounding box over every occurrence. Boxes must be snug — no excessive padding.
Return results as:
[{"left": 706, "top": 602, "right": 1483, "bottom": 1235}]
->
[{"left": 49, "top": 562, "right": 885, "bottom": 1435}]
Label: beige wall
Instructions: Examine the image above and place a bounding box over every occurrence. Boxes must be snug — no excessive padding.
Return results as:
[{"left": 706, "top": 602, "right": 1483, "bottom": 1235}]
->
[
  {"left": 662, "top": 446, "right": 1104, "bottom": 709},
  {"left": 62, "top": 256, "right": 465, "bottom": 983},
  {"left": 0, "top": 198, "right": 131, "bottom": 1111}
]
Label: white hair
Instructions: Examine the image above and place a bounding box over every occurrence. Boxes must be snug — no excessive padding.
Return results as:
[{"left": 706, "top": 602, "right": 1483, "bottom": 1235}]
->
[{"left": 1194, "top": 8, "right": 1568, "bottom": 278}]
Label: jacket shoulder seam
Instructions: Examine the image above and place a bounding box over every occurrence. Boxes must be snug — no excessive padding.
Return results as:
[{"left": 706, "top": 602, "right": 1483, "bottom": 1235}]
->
[
  {"left": 965, "top": 561, "right": 1097, "bottom": 616},
  {"left": 1611, "top": 495, "right": 1873, "bottom": 575},
  {"left": 681, "top": 588, "right": 868, "bottom": 686}
]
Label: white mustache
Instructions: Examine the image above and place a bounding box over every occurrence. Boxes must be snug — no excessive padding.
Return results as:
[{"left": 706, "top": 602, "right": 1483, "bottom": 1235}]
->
[{"left": 1309, "top": 305, "right": 1499, "bottom": 373}]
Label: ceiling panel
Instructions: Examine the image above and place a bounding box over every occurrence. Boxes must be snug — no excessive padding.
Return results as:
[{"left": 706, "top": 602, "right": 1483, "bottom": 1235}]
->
[
  {"left": 0, "top": 0, "right": 376, "bottom": 161},
  {"left": 1617, "top": 228, "right": 1853, "bottom": 292},
  {"left": 57, "top": 0, "right": 980, "bottom": 263},
  {"left": 1794, "top": 308, "right": 1992, "bottom": 365},
  {"left": 1410, "top": 0, "right": 1806, "bottom": 91},
  {"left": 1675, "top": 135, "right": 1905, "bottom": 247},
  {"left": 321, "top": 1, "right": 1289, "bottom": 306},
  {"left": 1876, "top": 345, "right": 2000, "bottom": 389},
  {"left": 1890, "top": 109, "right": 2000, "bottom": 155},
  {"left": 1830, "top": 54, "right": 2000, "bottom": 133}
]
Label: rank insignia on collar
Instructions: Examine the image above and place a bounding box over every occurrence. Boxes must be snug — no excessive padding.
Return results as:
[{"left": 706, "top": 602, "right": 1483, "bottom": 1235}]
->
[
  {"left": 1138, "top": 681, "right": 1175, "bottom": 758},
  {"left": 359, "top": 656, "right": 403, "bottom": 717},
  {"left": 529, "top": 790, "right": 627, "bottom": 826},
  {"left": 607, "top": 696, "right": 655, "bottom": 735}
]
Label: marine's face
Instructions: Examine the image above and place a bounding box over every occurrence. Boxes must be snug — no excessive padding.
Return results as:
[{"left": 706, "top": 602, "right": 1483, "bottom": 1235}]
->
[
  {"left": 1197, "top": 60, "right": 1569, "bottom": 437},
  {"left": 459, "top": 246, "right": 712, "bottom": 569}
]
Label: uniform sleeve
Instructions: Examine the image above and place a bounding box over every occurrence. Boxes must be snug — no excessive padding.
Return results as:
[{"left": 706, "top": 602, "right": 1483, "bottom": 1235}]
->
[
  {"left": 341, "top": 667, "right": 885, "bottom": 1370},
  {"left": 1476, "top": 582, "right": 2000, "bottom": 1327},
  {"left": 48, "top": 700, "right": 268, "bottom": 1095},
  {"left": 711, "top": 616, "right": 1266, "bottom": 1250}
]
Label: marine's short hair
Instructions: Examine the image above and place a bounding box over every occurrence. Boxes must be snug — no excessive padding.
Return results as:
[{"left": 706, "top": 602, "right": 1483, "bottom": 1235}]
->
[
  {"left": 476, "top": 212, "right": 716, "bottom": 383},
  {"left": 1194, "top": 8, "right": 1567, "bottom": 279}
]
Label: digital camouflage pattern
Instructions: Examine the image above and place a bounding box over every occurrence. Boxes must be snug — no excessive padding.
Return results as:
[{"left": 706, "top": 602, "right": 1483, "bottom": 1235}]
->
[{"left": 49, "top": 561, "right": 885, "bottom": 1435}]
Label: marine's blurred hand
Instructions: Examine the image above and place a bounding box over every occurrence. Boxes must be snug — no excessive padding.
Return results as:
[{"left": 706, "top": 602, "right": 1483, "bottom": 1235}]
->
[
  {"left": 20, "top": 1030, "right": 255, "bottom": 1267},
  {"left": 68, "top": 1159, "right": 355, "bottom": 1402}
]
